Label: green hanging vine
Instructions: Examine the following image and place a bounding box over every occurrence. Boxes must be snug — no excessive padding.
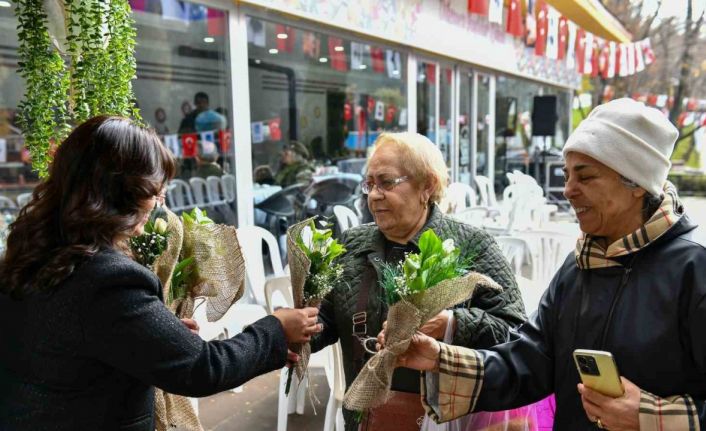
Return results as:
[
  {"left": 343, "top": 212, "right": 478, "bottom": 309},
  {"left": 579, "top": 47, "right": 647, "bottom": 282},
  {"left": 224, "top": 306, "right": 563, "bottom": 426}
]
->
[
  {"left": 15, "top": 0, "right": 142, "bottom": 178},
  {"left": 15, "top": 0, "right": 70, "bottom": 177}
]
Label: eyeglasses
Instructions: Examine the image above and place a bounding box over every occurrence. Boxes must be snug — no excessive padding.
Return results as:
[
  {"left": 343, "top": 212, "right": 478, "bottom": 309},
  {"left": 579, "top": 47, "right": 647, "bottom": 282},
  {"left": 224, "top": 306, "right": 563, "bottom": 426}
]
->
[{"left": 360, "top": 176, "right": 409, "bottom": 194}]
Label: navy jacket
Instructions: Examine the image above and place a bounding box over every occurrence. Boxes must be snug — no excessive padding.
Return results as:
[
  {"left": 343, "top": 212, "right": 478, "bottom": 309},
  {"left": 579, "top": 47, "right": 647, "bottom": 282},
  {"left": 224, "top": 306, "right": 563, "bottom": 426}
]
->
[
  {"left": 476, "top": 215, "right": 706, "bottom": 429},
  {"left": 0, "top": 249, "right": 287, "bottom": 430}
]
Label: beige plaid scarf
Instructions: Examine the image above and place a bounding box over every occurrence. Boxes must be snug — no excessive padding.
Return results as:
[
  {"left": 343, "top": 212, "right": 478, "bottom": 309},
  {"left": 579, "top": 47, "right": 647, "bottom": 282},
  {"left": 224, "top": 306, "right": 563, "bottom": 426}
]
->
[{"left": 575, "top": 182, "right": 683, "bottom": 270}]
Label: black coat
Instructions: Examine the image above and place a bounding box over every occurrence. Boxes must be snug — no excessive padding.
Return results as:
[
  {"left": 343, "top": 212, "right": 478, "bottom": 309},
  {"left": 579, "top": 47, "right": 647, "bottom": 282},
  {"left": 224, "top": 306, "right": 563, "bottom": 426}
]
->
[
  {"left": 0, "top": 249, "right": 287, "bottom": 430},
  {"left": 476, "top": 215, "right": 706, "bottom": 429}
]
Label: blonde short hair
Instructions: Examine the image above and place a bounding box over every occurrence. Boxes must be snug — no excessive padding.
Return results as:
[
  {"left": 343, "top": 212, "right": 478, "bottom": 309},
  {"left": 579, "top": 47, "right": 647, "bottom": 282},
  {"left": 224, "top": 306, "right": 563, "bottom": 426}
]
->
[{"left": 369, "top": 132, "right": 449, "bottom": 204}]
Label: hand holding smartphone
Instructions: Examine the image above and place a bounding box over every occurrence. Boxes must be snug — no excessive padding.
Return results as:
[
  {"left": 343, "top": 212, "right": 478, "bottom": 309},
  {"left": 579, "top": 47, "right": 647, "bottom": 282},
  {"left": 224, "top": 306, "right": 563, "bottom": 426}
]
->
[{"left": 573, "top": 349, "right": 624, "bottom": 398}]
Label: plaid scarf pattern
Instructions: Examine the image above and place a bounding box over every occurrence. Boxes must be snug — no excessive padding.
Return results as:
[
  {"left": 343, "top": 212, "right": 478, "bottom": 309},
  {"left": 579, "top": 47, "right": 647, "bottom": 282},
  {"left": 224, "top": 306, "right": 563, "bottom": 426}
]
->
[{"left": 575, "top": 182, "right": 683, "bottom": 269}]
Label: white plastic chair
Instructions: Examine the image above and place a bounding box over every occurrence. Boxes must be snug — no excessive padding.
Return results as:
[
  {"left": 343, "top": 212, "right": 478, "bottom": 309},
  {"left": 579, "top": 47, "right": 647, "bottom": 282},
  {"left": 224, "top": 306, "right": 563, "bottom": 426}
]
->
[
  {"left": 333, "top": 205, "right": 359, "bottom": 233},
  {"left": 444, "top": 182, "right": 477, "bottom": 213},
  {"left": 16, "top": 193, "right": 32, "bottom": 208},
  {"left": 474, "top": 175, "right": 499, "bottom": 209},
  {"left": 451, "top": 207, "right": 489, "bottom": 227},
  {"left": 0, "top": 196, "right": 17, "bottom": 210},
  {"left": 264, "top": 276, "right": 344, "bottom": 431},
  {"left": 166, "top": 179, "right": 196, "bottom": 213},
  {"left": 495, "top": 236, "right": 531, "bottom": 277},
  {"left": 221, "top": 174, "right": 236, "bottom": 204},
  {"left": 237, "top": 225, "right": 286, "bottom": 307},
  {"left": 189, "top": 177, "right": 212, "bottom": 209},
  {"left": 516, "top": 230, "right": 575, "bottom": 286},
  {"left": 205, "top": 176, "right": 227, "bottom": 206}
]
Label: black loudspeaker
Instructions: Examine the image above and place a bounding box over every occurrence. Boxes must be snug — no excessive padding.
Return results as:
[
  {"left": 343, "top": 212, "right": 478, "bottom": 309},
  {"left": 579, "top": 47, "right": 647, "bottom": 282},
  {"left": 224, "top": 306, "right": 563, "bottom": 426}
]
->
[{"left": 531, "top": 95, "right": 558, "bottom": 136}]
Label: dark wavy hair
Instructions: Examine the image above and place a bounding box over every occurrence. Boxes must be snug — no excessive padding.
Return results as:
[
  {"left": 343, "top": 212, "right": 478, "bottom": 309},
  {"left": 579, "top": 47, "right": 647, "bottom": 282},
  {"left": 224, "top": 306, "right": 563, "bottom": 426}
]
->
[{"left": 0, "top": 116, "right": 176, "bottom": 299}]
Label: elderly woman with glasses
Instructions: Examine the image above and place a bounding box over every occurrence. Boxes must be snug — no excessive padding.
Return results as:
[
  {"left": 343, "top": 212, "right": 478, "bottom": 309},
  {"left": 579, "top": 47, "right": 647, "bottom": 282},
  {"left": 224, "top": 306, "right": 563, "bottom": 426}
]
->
[{"left": 311, "top": 132, "right": 526, "bottom": 431}]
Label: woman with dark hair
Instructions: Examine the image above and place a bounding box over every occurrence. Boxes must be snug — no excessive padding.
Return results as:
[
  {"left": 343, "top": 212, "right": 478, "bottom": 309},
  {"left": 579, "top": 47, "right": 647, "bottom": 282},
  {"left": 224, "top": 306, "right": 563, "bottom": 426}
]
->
[{"left": 0, "top": 116, "right": 321, "bottom": 430}]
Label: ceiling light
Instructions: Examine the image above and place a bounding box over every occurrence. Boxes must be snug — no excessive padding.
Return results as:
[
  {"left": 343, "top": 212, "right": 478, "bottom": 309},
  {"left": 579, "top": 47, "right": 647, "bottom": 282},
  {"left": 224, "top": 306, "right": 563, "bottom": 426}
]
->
[
  {"left": 393, "top": 70, "right": 400, "bottom": 75},
  {"left": 203, "top": 37, "right": 215, "bottom": 43},
  {"left": 319, "top": 57, "right": 328, "bottom": 63},
  {"left": 269, "top": 48, "right": 279, "bottom": 54},
  {"left": 0, "top": 1, "right": 11, "bottom": 7},
  {"left": 277, "top": 33, "right": 288, "bottom": 39},
  {"left": 334, "top": 46, "right": 344, "bottom": 52},
  {"left": 254, "top": 59, "right": 262, "bottom": 64},
  {"left": 359, "top": 64, "right": 367, "bottom": 70}
]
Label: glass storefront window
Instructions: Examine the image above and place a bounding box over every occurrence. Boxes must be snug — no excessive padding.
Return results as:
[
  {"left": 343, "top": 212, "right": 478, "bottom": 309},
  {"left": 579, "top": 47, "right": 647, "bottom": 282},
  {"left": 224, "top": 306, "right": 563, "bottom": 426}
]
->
[
  {"left": 417, "top": 60, "right": 437, "bottom": 146},
  {"left": 495, "top": 75, "right": 570, "bottom": 191},
  {"left": 458, "top": 69, "right": 473, "bottom": 185},
  {"left": 439, "top": 67, "right": 453, "bottom": 169},
  {"left": 476, "top": 74, "right": 491, "bottom": 177},
  {"left": 130, "top": 1, "right": 233, "bottom": 193},
  {"left": 246, "top": 15, "right": 408, "bottom": 227}
]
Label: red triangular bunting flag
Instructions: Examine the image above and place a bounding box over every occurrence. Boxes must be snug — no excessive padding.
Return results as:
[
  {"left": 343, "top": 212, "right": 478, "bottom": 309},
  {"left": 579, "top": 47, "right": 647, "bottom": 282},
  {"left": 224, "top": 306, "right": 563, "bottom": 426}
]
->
[
  {"left": 468, "top": 0, "right": 488, "bottom": 15},
  {"left": 534, "top": 1, "right": 548, "bottom": 56},
  {"left": 506, "top": 0, "right": 524, "bottom": 37},
  {"left": 218, "top": 129, "right": 232, "bottom": 153}
]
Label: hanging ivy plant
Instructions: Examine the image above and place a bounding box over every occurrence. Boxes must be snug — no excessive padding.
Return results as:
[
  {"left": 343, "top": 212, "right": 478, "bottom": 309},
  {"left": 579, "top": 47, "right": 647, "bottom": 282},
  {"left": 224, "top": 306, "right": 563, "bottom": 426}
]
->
[{"left": 15, "top": 0, "right": 142, "bottom": 178}]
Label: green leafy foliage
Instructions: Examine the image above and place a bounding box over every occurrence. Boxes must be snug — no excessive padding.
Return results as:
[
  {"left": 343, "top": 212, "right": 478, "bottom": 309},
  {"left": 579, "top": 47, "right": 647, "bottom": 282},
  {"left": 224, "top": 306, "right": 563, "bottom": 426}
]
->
[
  {"left": 295, "top": 219, "right": 346, "bottom": 302},
  {"left": 382, "top": 229, "right": 476, "bottom": 305},
  {"left": 15, "top": 0, "right": 141, "bottom": 178},
  {"left": 182, "top": 207, "right": 214, "bottom": 227},
  {"left": 168, "top": 257, "right": 195, "bottom": 306}
]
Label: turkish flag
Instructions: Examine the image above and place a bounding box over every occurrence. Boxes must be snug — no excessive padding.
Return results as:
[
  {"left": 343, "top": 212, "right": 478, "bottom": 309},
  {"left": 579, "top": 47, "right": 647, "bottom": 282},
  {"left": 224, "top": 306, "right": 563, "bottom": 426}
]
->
[
  {"left": 182, "top": 133, "right": 198, "bottom": 158},
  {"left": 534, "top": 1, "right": 548, "bottom": 56},
  {"left": 207, "top": 8, "right": 225, "bottom": 36},
  {"left": 591, "top": 39, "right": 600, "bottom": 78},
  {"left": 385, "top": 105, "right": 397, "bottom": 124},
  {"left": 370, "top": 47, "right": 385, "bottom": 73},
  {"left": 468, "top": 0, "right": 488, "bottom": 15},
  {"left": 599, "top": 41, "right": 610, "bottom": 79},
  {"left": 506, "top": 0, "right": 523, "bottom": 37},
  {"left": 275, "top": 25, "right": 296, "bottom": 52},
  {"left": 687, "top": 99, "right": 698, "bottom": 111},
  {"left": 269, "top": 118, "right": 282, "bottom": 141},
  {"left": 218, "top": 129, "right": 232, "bottom": 153},
  {"left": 647, "top": 94, "right": 658, "bottom": 106},
  {"left": 575, "top": 29, "right": 586, "bottom": 73},
  {"left": 426, "top": 63, "right": 437, "bottom": 84},
  {"left": 557, "top": 17, "right": 568, "bottom": 59},
  {"left": 328, "top": 37, "right": 348, "bottom": 72}
]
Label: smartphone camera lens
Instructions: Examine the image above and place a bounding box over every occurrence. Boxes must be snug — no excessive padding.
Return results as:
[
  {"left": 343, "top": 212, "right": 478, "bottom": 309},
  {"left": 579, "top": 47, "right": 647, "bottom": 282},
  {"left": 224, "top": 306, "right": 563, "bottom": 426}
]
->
[{"left": 577, "top": 355, "right": 600, "bottom": 376}]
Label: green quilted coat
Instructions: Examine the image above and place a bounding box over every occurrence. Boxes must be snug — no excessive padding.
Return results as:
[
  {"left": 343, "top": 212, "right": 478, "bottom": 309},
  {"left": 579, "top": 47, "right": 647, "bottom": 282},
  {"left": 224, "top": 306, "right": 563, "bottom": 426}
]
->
[{"left": 311, "top": 205, "right": 527, "bottom": 429}]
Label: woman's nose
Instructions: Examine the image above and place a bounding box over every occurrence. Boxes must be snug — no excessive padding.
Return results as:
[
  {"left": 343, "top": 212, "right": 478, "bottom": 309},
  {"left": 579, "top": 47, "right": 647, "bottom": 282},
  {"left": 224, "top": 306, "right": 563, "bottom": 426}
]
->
[{"left": 563, "top": 179, "right": 579, "bottom": 200}]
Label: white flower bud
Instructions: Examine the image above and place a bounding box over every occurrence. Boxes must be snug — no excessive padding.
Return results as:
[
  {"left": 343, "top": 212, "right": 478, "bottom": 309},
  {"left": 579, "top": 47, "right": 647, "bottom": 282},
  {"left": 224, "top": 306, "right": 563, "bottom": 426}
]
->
[
  {"left": 442, "top": 239, "right": 455, "bottom": 254},
  {"left": 154, "top": 218, "right": 168, "bottom": 234}
]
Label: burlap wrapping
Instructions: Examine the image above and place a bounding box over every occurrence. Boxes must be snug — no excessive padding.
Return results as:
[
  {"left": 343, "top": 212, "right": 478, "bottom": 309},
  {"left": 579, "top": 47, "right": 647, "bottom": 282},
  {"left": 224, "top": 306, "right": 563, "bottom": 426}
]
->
[
  {"left": 152, "top": 208, "right": 246, "bottom": 431},
  {"left": 343, "top": 272, "right": 502, "bottom": 411},
  {"left": 285, "top": 218, "right": 316, "bottom": 381}
]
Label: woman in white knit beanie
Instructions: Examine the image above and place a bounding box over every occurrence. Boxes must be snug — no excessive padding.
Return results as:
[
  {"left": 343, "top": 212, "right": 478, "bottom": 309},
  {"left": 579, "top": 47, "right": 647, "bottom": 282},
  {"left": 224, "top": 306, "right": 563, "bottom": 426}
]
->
[{"left": 393, "top": 98, "right": 706, "bottom": 431}]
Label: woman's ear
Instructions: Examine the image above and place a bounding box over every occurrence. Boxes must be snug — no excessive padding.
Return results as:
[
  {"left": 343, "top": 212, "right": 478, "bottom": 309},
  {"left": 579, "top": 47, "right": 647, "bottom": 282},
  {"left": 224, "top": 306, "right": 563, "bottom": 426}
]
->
[
  {"left": 632, "top": 187, "right": 647, "bottom": 200},
  {"left": 423, "top": 176, "right": 437, "bottom": 203}
]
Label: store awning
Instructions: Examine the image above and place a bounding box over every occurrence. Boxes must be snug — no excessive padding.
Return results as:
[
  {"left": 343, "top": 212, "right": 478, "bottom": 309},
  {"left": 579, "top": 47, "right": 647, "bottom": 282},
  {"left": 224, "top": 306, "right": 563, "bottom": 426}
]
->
[{"left": 546, "top": 0, "right": 632, "bottom": 43}]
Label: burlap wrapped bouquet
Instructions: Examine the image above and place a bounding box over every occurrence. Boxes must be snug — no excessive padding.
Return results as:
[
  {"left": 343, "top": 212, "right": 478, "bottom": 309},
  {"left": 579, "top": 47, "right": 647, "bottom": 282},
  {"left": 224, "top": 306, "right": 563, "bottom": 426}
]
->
[
  {"left": 343, "top": 229, "right": 501, "bottom": 411},
  {"left": 131, "top": 208, "right": 245, "bottom": 431},
  {"left": 285, "top": 217, "right": 345, "bottom": 393}
]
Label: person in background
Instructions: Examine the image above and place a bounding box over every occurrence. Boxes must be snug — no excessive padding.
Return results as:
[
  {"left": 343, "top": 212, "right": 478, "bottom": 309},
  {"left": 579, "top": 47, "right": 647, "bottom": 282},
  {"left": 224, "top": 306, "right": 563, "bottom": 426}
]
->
[
  {"left": 0, "top": 116, "right": 322, "bottom": 430},
  {"left": 253, "top": 165, "right": 276, "bottom": 186},
  {"left": 275, "top": 140, "right": 314, "bottom": 187},
  {"left": 193, "top": 141, "right": 224, "bottom": 179},
  {"left": 178, "top": 92, "right": 209, "bottom": 134},
  {"left": 153, "top": 107, "right": 169, "bottom": 135},
  {"left": 394, "top": 98, "right": 706, "bottom": 430},
  {"left": 311, "top": 132, "right": 525, "bottom": 430}
]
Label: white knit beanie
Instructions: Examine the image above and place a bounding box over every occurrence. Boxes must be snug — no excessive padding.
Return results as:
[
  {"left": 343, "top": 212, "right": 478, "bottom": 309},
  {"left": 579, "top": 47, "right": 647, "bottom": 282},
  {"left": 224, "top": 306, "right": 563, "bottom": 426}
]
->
[{"left": 562, "top": 98, "right": 678, "bottom": 196}]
